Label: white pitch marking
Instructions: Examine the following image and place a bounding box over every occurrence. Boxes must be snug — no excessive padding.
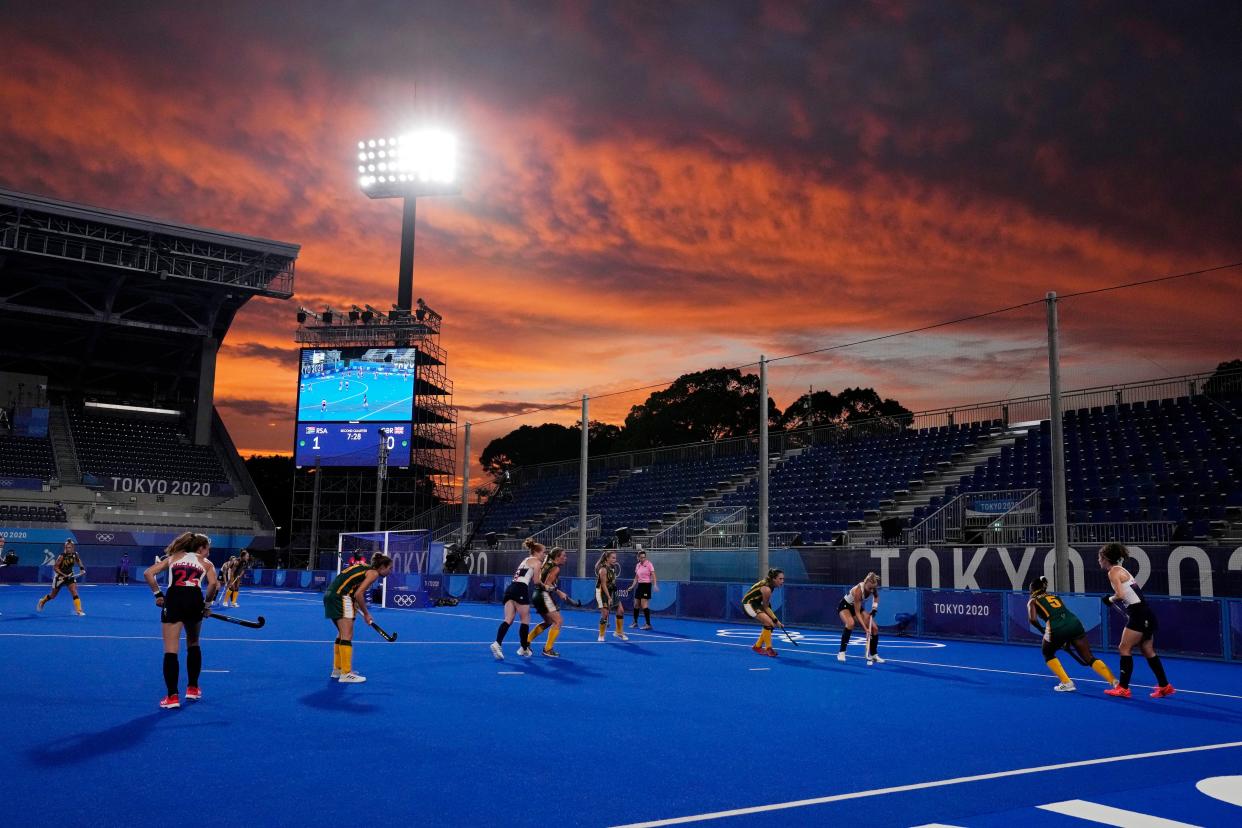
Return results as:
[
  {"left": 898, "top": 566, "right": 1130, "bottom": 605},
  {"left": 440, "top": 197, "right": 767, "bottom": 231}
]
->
[
  {"left": 609, "top": 741, "right": 1242, "bottom": 828},
  {"left": 201, "top": 669, "right": 230, "bottom": 673},
  {"left": 748, "top": 668, "right": 770, "bottom": 672},
  {"left": 1195, "top": 775, "right": 1242, "bottom": 807},
  {"left": 1037, "top": 799, "right": 1202, "bottom": 827},
  {"left": 498, "top": 671, "right": 524, "bottom": 675}
]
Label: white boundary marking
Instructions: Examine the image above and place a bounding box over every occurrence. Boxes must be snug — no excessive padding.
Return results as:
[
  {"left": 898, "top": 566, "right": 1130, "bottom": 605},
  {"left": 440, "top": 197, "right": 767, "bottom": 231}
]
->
[
  {"left": 610, "top": 741, "right": 1242, "bottom": 827},
  {"left": 1037, "top": 799, "right": 1200, "bottom": 827}
]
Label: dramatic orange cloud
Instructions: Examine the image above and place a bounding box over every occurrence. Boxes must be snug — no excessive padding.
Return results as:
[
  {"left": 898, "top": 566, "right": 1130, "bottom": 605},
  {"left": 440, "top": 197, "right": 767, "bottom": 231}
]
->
[{"left": 1, "top": 3, "right": 1238, "bottom": 478}]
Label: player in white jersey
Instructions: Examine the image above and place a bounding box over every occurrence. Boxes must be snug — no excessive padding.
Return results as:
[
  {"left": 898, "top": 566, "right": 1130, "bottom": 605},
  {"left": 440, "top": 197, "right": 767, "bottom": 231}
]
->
[
  {"left": 144, "top": 532, "right": 219, "bottom": 710},
  {"left": 1099, "top": 543, "right": 1173, "bottom": 699},
  {"left": 837, "top": 572, "right": 883, "bottom": 664},
  {"left": 492, "top": 538, "right": 546, "bottom": 660}
]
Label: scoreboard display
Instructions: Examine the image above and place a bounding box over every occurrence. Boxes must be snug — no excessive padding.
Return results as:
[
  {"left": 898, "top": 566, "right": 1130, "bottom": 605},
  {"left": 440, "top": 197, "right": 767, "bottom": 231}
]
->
[{"left": 295, "top": 422, "right": 411, "bottom": 468}]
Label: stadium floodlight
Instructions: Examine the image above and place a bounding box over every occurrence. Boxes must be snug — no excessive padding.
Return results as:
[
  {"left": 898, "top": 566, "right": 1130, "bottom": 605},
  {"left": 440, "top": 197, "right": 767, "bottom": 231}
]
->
[{"left": 353, "top": 125, "right": 462, "bottom": 310}]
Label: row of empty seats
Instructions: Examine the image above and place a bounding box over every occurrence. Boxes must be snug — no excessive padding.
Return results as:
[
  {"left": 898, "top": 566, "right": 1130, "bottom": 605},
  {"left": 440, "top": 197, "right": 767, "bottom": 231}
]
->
[
  {"left": 0, "top": 502, "right": 66, "bottom": 523},
  {"left": 68, "top": 408, "right": 229, "bottom": 484},
  {"left": 0, "top": 434, "right": 56, "bottom": 480}
]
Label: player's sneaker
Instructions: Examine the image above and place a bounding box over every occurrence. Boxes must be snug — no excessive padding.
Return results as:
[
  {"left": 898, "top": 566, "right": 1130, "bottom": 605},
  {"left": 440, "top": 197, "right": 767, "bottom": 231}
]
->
[
  {"left": 330, "top": 669, "right": 342, "bottom": 679},
  {"left": 230, "top": 602, "right": 239, "bottom": 608},
  {"left": 866, "top": 656, "right": 875, "bottom": 666},
  {"left": 542, "top": 649, "right": 560, "bottom": 658},
  {"left": 1054, "top": 681, "right": 1076, "bottom": 692},
  {"left": 837, "top": 651, "right": 847, "bottom": 663},
  {"left": 1104, "top": 685, "right": 1131, "bottom": 698},
  {"left": 36, "top": 597, "right": 46, "bottom": 612},
  {"left": 642, "top": 624, "right": 653, "bottom": 630},
  {"left": 75, "top": 609, "right": 86, "bottom": 616},
  {"left": 597, "top": 634, "right": 605, "bottom": 642},
  {"left": 185, "top": 686, "right": 202, "bottom": 701},
  {"left": 1150, "top": 684, "right": 1176, "bottom": 698},
  {"left": 490, "top": 641, "right": 504, "bottom": 661},
  {"left": 518, "top": 647, "right": 532, "bottom": 657},
  {"left": 616, "top": 632, "right": 629, "bottom": 641},
  {"left": 871, "top": 654, "right": 885, "bottom": 664},
  {"left": 159, "top": 694, "right": 180, "bottom": 709},
  {"left": 630, "top": 621, "right": 639, "bottom": 628},
  {"left": 338, "top": 672, "right": 367, "bottom": 683},
  {"left": 753, "top": 644, "right": 767, "bottom": 655},
  {"left": 764, "top": 647, "right": 778, "bottom": 657}
]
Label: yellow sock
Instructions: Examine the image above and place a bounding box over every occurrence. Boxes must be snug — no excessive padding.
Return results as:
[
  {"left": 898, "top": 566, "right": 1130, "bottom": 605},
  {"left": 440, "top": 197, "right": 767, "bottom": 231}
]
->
[
  {"left": 545, "top": 626, "right": 560, "bottom": 651},
  {"left": 333, "top": 642, "right": 341, "bottom": 670},
  {"left": 599, "top": 620, "right": 607, "bottom": 636},
  {"left": 615, "top": 617, "right": 623, "bottom": 634},
  {"left": 755, "top": 630, "right": 765, "bottom": 647},
  {"left": 1046, "top": 658, "right": 1071, "bottom": 684},
  {"left": 1091, "top": 659, "right": 1117, "bottom": 685},
  {"left": 340, "top": 641, "right": 352, "bottom": 673},
  {"left": 765, "top": 628, "right": 774, "bottom": 647},
  {"left": 530, "top": 623, "right": 546, "bottom": 643},
  {"left": 73, "top": 597, "right": 83, "bottom": 613}
]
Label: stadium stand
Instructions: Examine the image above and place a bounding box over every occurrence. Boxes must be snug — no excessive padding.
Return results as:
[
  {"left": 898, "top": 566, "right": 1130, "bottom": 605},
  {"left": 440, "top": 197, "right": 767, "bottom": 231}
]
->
[
  {"left": 0, "top": 433, "right": 57, "bottom": 480},
  {"left": 68, "top": 407, "right": 229, "bottom": 486}
]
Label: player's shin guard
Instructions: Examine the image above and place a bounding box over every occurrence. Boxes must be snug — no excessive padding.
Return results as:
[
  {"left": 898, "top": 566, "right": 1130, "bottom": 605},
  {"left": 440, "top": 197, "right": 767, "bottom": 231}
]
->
[
  {"left": 529, "top": 623, "right": 546, "bottom": 643},
  {"left": 633, "top": 606, "right": 640, "bottom": 624},
  {"left": 519, "top": 624, "right": 529, "bottom": 649},
  {"left": 339, "top": 640, "right": 353, "bottom": 673},
  {"left": 869, "top": 631, "right": 880, "bottom": 656},
  {"left": 73, "top": 597, "right": 83, "bottom": 613},
  {"left": 1146, "top": 656, "right": 1169, "bottom": 686},
  {"left": 599, "top": 619, "right": 608, "bottom": 636},
  {"left": 545, "top": 626, "right": 561, "bottom": 651},
  {"left": 496, "top": 621, "right": 511, "bottom": 644},
  {"left": 163, "top": 653, "right": 179, "bottom": 695},
  {"left": 1119, "top": 654, "right": 1133, "bottom": 689},
  {"left": 187, "top": 645, "right": 202, "bottom": 686},
  {"left": 839, "top": 627, "right": 852, "bottom": 653},
  {"left": 615, "top": 616, "right": 623, "bottom": 635},
  {"left": 1091, "top": 659, "right": 1117, "bottom": 685},
  {"left": 333, "top": 639, "right": 342, "bottom": 670},
  {"left": 1046, "top": 657, "right": 1071, "bottom": 684},
  {"left": 644, "top": 608, "right": 651, "bottom": 625}
]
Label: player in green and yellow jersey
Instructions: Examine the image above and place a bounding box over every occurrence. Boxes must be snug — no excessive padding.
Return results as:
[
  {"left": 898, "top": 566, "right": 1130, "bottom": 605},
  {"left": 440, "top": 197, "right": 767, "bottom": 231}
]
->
[
  {"left": 37, "top": 539, "right": 86, "bottom": 615},
  {"left": 741, "top": 568, "right": 784, "bottom": 657},
  {"left": 1027, "top": 575, "right": 1117, "bottom": 693},
  {"left": 323, "top": 552, "right": 393, "bottom": 683}
]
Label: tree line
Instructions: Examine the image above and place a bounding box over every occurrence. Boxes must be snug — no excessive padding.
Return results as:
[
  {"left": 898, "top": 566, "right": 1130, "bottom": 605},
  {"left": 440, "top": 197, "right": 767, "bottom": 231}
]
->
[{"left": 479, "top": 367, "right": 911, "bottom": 476}]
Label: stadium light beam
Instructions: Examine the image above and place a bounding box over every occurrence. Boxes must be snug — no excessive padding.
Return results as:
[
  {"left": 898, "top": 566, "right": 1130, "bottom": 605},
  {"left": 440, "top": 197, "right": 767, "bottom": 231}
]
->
[{"left": 355, "top": 127, "right": 461, "bottom": 311}]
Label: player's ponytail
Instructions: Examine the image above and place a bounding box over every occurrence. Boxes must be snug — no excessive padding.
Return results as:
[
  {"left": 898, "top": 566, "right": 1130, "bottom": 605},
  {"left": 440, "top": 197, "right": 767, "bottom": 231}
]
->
[
  {"left": 1029, "top": 575, "right": 1048, "bottom": 595},
  {"left": 1099, "top": 542, "right": 1128, "bottom": 565},
  {"left": 370, "top": 552, "right": 392, "bottom": 569},
  {"left": 766, "top": 568, "right": 784, "bottom": 584},
  {"left": 522, "top": 537, "right": 545, "bottom": 555}
]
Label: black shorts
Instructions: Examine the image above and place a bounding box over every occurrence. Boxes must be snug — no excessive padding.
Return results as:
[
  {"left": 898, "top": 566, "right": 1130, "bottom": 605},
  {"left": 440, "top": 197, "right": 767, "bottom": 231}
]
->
[
  {"left": 503, "top": 582, "right": 530, "bottom": 606},
  {"left": 1124, "top": 602, "right": 1158, "bottom": 641},
  {"left": 634, "top": 583, "right": 653, "bottom": 600},
  {"left": 162, "top": 586, "right": 205, "bottom": 625},
  {"left": 836, "top": 598, "right": 852, "bottom": 614}
]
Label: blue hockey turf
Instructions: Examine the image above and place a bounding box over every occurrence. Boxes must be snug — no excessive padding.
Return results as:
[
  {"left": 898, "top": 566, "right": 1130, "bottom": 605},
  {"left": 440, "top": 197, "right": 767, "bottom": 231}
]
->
[
  {"left": 2, "top": 584, "right": 1240, "bottom": 827},
  {"left": 297, "top": 370, "right": 413, "bottom": 422}
]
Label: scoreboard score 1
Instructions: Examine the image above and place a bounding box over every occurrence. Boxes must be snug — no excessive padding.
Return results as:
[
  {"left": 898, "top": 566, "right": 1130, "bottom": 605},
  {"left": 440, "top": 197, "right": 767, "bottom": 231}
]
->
[{"left": 295, "top": 422, "right": 410, "bottom": 467}]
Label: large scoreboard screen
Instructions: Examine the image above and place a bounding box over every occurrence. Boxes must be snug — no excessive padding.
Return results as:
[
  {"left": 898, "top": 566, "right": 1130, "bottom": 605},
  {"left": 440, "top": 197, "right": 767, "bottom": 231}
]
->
[
  {"left": 295, "top": 347, "right": 416, "bottom": 423},
  {"left": 294, "top": 422, "right": 411, "bottom": 468}
]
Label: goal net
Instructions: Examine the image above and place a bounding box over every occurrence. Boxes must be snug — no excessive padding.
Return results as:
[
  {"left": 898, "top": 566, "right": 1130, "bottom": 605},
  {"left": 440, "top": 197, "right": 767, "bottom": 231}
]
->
[{"left": 336, "top": 530, "right": 430, "bottom": 608}]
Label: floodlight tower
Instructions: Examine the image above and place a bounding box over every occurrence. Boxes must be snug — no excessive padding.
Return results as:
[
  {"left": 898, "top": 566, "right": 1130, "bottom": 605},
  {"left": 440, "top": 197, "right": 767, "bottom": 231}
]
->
[{"left": 355, "top": 129, "right": 459, "bottom": 310}]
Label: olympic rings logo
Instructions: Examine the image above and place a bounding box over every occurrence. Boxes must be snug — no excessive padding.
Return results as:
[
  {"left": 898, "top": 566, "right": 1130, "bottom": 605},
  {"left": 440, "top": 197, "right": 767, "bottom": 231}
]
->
[
  {"left": 393, "top": 594, "right": 419, "bottom": 607},
  {"left": 95, "top": 533, "right": 115, "bottom": 542}
]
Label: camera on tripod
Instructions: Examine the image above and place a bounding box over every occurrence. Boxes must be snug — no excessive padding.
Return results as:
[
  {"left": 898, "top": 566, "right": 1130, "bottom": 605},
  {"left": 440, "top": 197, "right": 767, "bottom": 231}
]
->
[{"left": 443, "top": 542, "right": 470, "bottom": 574}]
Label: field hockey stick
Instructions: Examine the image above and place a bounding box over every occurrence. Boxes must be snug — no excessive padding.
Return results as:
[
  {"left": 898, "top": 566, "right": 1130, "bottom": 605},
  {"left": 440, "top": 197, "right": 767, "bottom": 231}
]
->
[
  {"left": 774, "top": 618, "right": 799, "bottom": 647},
  {"left": 369, "top": 620, "right": 398, "bottom": 642},
  {"left": 208, "top": 611, "right": 266, "bottom": 629}
]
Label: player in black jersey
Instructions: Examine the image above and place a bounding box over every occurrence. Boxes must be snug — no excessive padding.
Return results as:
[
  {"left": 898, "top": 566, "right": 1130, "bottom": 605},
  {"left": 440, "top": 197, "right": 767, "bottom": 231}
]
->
[
  {"left": 528, "top": 547, "right": 571, "bottom": 657},
  {"left": 595, "top": 550, "right": 628, "bottom": 642},
  {"left": 37, "top": 540, "right": 87, "bottom": 615},
  {"left": 1027, "top": 576, "right": 1117, "bottom": 692}
]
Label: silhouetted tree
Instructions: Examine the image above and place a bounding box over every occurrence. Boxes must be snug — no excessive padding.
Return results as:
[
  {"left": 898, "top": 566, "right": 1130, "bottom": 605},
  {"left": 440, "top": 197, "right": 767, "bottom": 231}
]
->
[
  {"left": 1203, "top": 359, "right": 1242, "bottom": 396},
  {"left": 622, "top": 367, "right": 780, "bottom": 447}
]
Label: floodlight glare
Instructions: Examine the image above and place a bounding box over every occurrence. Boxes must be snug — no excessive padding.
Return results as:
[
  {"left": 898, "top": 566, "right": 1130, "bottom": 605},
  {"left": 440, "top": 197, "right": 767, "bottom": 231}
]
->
[{"left": 355, "top": 128, "right": 458, "bottom": 197}]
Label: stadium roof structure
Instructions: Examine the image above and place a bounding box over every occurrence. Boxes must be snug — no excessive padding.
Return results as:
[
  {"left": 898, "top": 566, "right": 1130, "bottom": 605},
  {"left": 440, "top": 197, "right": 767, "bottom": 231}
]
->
[{"left": 0, "top": 187, "right": 299, "bottom": 405}]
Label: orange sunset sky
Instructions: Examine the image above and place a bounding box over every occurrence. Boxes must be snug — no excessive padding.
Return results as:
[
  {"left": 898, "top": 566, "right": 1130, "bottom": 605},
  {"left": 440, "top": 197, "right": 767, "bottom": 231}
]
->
[{"left": 1, "top": 2, "right": 1239, "bottom": 472}]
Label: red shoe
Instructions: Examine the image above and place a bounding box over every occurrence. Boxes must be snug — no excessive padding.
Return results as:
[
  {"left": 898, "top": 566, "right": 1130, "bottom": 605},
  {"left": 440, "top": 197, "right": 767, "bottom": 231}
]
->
[
  {"left": 764, "top": 647, "right": 779, "bottom": 658},
  {"left": 752, "top": 644, "right": 766, "bottom": 655},
  {"left": 159, "top": 693, "right": 181, "bottom": 709},
  {"left": 1104, "top": 686, "right": 1131, "bottom": 698},
  {"left": 185, "top": 686, "right": 202, "bottom": 701},
  {"left": 1150, "top": 684, "right": 1175, "bottom": 698}
]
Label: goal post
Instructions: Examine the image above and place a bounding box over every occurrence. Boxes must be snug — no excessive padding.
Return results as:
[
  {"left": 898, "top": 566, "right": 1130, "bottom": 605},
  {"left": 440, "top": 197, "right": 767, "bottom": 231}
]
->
[{"left": 337, "top": 529, "right": 431, "bottom": 609}]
